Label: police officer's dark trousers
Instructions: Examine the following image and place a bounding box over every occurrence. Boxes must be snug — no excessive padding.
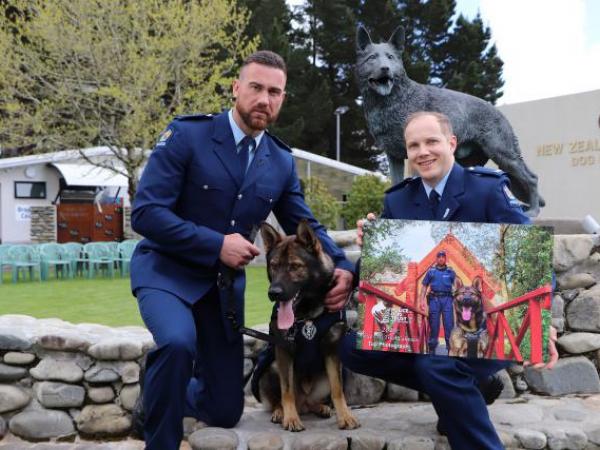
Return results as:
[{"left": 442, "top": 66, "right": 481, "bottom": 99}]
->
[
  {"left": 428, "top": 295, "right": 454, "bottom": 353},
  {"left": 340, "top": 331, "right": 506, "bottom": 450},
  {"left": 137, "top": 287, "right": 244, "bottom": 450}
]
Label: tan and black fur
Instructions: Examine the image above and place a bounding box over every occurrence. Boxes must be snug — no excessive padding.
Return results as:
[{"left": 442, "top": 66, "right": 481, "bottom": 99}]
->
[
  {"left": 449, "top": 276, "right": 489, "bottom": 358},
  {"left": 257, "top": 221, "right": 359, "bottom": 432}
]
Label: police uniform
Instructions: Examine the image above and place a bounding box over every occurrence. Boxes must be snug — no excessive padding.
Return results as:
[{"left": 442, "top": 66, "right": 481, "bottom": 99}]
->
[
  {"left": 340, "top": 162, "right": 530, "bottom": 450},
  {"left": 422, "top": 258, "right": 456, "bottom": 353},
  {"left": 130, "top": 111, "right": 353, "bottom": 450}
]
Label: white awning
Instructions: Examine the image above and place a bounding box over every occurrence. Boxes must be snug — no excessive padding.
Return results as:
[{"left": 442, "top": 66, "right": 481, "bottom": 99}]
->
[{"left": 51, "top": 163, "right": 128, "bottom": 187}]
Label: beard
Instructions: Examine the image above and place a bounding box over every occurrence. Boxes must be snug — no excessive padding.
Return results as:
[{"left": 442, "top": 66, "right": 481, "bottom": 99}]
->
[{"left": 237, "top": 104, "right": 280, "bottom": 132}]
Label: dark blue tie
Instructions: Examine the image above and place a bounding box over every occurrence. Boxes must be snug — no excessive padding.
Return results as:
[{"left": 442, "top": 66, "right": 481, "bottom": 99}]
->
[
  {"left": 429, "top": 190, "right": 441, "bottom": 217},
  {"left": 238, "top": 136, "right": 255, "bottom": 179}
]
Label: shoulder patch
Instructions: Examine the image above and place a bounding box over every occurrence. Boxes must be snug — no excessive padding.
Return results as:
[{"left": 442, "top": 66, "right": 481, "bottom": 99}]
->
[
  {"left": 174, "top": 113, "right": 214, "bottom": 121},
  {"left": 155, "top": 127, "right": 174, "bottom": 147},
  {"left": 385, "top": 176, "right": 419, "bottom": 194},
  {"left": 265, "top": 130, "right": 292, "bottom": 153},
  {"left": 466, "top": 166, "right": 505, "bottom": 178}
]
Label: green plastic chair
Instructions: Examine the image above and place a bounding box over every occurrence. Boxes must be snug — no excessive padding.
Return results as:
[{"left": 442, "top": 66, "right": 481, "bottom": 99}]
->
[
  {"left": 7, "top": 245, "right": 42, "bottom": 283},
  {"left": 116, "top": 239, "right": 138, "bottom": 276},
  {"left": 39, "top": 243, "right": 72, "bottom": 280},
  {"left": 62, "top": 242, "right": 87, "bottom": 277},
  {"left": 0, "top": 244, "right": 13, "bottom": 284},
  {"left": 83, "top": 242, "right": 115, "bottom": 278}
]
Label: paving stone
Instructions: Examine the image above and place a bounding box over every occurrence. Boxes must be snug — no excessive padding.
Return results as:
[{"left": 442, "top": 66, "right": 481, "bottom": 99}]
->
[
  {"left": 490, "top": 404, "right": 543, "bottom": 426},
  {"left": 3, "top": 352, "right": 36, "bottom": 365},
  {"left": 498, "top": 369, "right": 517, "bottom": 399},
  {"left": 344, "top": 371, "right": 385, "bottom": 406},
  {"left": 291, "top": 432, "right": 347, "bottom": 450},
  {"left": 87, "top": 386, "right": 115, "bottom": 403},
  {"left": 558, "top": 273, "right": 596, "bottom": 290},
  {"left": 247, "top": 432, "right": 285, "bottom": 450},
  {"left": 9, "top": 409, "right": 75, "bottom": 440},
  {"left": 0, "top": 415, "right": 5, "bottom": 439},
  {"left": 0, "top": 385, "right": 31, "bottom": 413},
  {"left": 553, "top": 408, "right": 587, "bottom": 422},
  {"left": 347, "top": 431, "right": 385, "bottom": 450},
  {"left": 515, "top": 429, "right": 547, "bottom": 449},
  {"left": 75, "top": 404, "right": 131, "bottom": 437},
  {"left": 87, "top": 339, "right": 144, "bottom": 361},
  {"left": 34, "top": 381, "right": 85, "bottom": 408},
  {"left": 30, "top": 358, "right": 84, "bottom": 383},
  {"left": 189, "top": 427, "right": 239, "bottom": 450},
  {"left": 545, "top": 427, "right": 587, "bottom": 450},
  {"left": 387, "top": 436, "right": 435, "bottom": 450},
  {"left": 524, "top": 356, "right": 600, "bottom": 395},
  {"left": 0, "top": 362, "right": 28, "bottom": 382}
]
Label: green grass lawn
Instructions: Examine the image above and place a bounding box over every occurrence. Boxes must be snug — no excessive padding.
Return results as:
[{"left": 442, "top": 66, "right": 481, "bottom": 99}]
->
[{"left": 0, "top": 266, "right": 271, "bottom": 328}]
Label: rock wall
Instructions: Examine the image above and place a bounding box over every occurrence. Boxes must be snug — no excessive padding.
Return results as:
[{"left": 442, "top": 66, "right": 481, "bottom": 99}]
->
[{"left": 1, "top": 233, "right": 599, "bottom": 447}]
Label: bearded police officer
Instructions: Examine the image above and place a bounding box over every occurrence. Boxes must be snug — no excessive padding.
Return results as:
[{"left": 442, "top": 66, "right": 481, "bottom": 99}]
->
[{"left": 130, "top": 50, "right": 354, "bottom": 450}]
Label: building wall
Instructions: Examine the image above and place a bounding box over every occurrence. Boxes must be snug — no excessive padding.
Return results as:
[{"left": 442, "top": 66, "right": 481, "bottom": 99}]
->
[
  {"left": 498, "top": 90, "right": 600, "bottom": 221},
  {"left": 0, "top": 165, "right": 61, "bottom": 243}
]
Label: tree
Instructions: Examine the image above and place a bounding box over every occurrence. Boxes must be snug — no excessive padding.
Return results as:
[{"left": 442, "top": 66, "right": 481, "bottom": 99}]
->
[
  {"left": 0, "top": 0, "right": 257, "bottom": 199},
  {"left": 340, "top": 175, "right": 390, "bottom": 228},
  {"left": 300, "top": 176, "right": 340, "bottom": 230}
]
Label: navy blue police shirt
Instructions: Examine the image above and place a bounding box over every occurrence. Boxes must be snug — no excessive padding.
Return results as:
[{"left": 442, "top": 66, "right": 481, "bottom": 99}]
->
[{"left": 423, "top": 266, "right": 456, "bottom": 294}]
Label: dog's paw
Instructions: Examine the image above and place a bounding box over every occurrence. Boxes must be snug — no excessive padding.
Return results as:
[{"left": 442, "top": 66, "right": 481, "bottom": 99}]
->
[
  {"left": 271, "top": 407, "right": 283, "bottom": 424},
  {"left": 283, "top": 415, "right": 305, "bottom": 432},
  {"left": 311, "top": 404, "right": 332, "bottom": 418},
  {"left": 337, "top": 411, "right": 360, "bottom": 430}
]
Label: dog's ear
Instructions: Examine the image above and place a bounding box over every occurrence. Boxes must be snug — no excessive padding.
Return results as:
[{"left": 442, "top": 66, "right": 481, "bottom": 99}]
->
[
  {"left": 356, "top": 25, "right": 372, "bottom": 52},
  {"left": 388, "top": 25, "right": 405, "bottom": 52},
  {"left": 453, "top": 277, "right": 463, "bottom": 291},
  {"left": 260, "top": 222, "right": 281, "bottom": 254},
  {"left": 296, "top": 219, "right": 323, "bottom": 254},
  {"left": 472, "top": 276, "right": 483, "bottom": 293}
]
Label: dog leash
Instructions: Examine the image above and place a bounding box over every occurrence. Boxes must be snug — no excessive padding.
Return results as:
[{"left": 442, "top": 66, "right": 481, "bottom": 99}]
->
[{"left": 218, "top": 225, "right": 295, "bottom": 351}]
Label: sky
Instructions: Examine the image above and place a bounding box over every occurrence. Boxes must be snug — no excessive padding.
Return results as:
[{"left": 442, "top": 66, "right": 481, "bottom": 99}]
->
[
  {"left": 287, "top": 0, "right": 600, "bottom": 105},
  {"left": 456, "top": 0, "right": 600, "bottom": 104}
]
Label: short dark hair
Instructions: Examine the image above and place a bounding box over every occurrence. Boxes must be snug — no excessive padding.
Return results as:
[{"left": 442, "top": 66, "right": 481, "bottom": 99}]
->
[
  {"left": 241, "top": 50, "right": 287, "bottom": 75},
  {"left": 404, "top": 111, "right": 454, "bottom": 138}
]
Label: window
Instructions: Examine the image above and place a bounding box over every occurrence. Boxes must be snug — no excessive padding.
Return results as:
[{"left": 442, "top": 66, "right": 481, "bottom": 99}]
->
[{"left": 14, "top": 181, "right": 47, "bottom": 199}]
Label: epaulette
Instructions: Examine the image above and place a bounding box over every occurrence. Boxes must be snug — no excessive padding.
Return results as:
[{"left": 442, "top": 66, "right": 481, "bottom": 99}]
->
[
  {"left": 465, "top": 166, "right": 505, "bottom": 177},
  {"left": 385, "top": 176, "right": 419, "bottom": 194},
  {"left": 174, "top": 113, "right": 214, "bottom": 121},
  {"left": 265, "top": 130, "right": 292, "bottom": 153}
]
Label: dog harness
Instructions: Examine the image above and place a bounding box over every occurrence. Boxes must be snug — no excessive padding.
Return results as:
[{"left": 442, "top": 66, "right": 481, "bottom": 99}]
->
[{"left": 250, "top": 308, "right": 346, "bottom": 402}]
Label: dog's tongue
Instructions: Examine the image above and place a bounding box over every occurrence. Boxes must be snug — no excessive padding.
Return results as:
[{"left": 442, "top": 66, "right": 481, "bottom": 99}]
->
[
  {"left": 462, "top": 307, "right": 472, "bottom": 322},
  {"left": 277, "top": 300, "right": 295, "bottom": 330}
]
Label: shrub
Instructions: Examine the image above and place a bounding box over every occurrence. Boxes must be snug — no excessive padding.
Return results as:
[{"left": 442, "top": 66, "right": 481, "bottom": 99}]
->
[
  {"left": 341, "top": 175, "right": 390, "bottom": 228},
  {"left": 300, "top": 176, "right": 340, "bottom": 230}
]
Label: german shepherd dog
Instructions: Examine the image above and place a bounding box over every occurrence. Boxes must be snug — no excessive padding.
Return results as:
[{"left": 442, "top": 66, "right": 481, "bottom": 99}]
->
[
  {"left": 254, "top": 221, "right": 359, "bottom": 432},
  {"left": 449, "top": 276, "right": 489, "bottom": 358}
]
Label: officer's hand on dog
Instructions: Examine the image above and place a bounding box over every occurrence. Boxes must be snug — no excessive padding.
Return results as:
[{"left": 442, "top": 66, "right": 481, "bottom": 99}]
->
[
  {"left": 356, "top": 213, "right": 377, "bottom": 247},
  {"left": 220, "top": 233, "right": 260, "bottom": 269},
  {"left": 324, "top": 269, "right": 354, "bottom": 312}
]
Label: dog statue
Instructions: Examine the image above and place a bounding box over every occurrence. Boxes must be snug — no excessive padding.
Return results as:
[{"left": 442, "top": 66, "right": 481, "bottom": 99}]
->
[
  {"left": 449, "top": 276, "right": 489, "bottom": 358},
  {"left": 356, "top": 25, "right": 544, "bottom": 216},
  {"left": 251, "top": 221, "right": 359, "bottom": 432}
]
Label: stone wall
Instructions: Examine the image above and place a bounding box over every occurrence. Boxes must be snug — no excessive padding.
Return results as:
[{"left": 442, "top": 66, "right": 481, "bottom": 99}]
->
[
  {"left": 1, "top": 234, "right": 600, "bottom": 448},
  {"left": 29, "top": 206, "right": 56, "bottom": 243}
]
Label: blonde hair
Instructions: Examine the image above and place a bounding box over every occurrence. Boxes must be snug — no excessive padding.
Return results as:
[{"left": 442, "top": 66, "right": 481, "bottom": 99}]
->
[{"left": 404, "top": 111, "right": 454, "bottom": 138}]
